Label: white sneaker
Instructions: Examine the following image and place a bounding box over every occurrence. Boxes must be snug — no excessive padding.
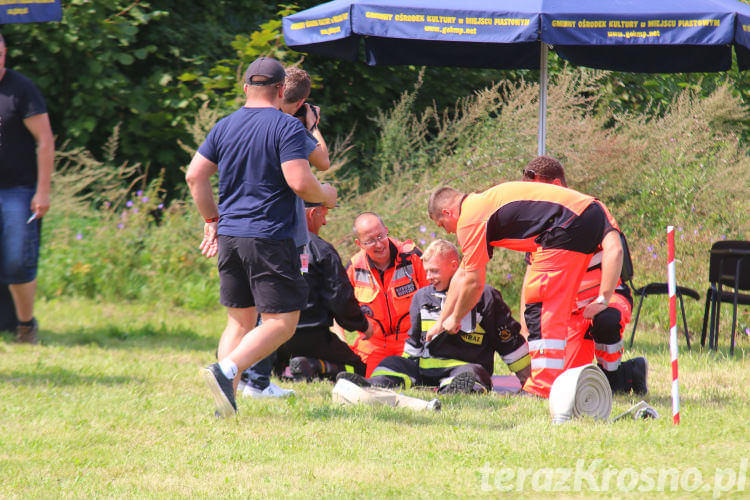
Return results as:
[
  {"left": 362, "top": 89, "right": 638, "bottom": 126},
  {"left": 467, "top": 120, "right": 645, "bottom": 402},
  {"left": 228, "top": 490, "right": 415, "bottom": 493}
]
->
[{"left": 241, "top": 381, "right": 295, "bottom": 399}]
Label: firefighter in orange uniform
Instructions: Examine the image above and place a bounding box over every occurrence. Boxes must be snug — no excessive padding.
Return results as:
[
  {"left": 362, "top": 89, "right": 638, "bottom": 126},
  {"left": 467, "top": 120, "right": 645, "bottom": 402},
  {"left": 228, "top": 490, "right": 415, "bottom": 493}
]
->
[
  {"left": 346, "top": 212, "right": 429, "bottom": 376},
  {"left": 426, "top": 174, "right": 623, "bottom": 399},
  {"left": 521, "top": 156, "right": 647, "bottom": 394}
]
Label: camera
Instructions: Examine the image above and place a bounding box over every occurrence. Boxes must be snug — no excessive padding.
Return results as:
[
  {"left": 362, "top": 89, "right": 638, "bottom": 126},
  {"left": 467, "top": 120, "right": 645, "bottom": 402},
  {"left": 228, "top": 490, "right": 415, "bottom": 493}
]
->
[{"left": 294, "top": 102, "right": 319, "bottom": 127}]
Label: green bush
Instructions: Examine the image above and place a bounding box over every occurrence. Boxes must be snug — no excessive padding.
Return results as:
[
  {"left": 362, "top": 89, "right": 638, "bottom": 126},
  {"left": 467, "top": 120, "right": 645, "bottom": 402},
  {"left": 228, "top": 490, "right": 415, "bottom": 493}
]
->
[{"left": 39, "top": 130, "right": 218, "bottom": 309}]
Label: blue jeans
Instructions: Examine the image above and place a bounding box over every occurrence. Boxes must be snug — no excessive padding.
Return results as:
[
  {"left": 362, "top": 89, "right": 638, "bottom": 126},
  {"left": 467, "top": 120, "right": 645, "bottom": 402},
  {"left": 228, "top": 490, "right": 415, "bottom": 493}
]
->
[
  {"left": 243, "top": 351, "right": 276, "bottom": 390},
  {"left": 0, "top": 186, "right": 39, "bottom": 284}
]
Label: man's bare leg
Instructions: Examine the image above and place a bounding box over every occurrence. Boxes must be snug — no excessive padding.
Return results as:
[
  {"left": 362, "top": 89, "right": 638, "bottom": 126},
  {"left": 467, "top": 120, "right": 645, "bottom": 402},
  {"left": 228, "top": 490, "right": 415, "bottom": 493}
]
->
[
  {"left": 225, "top": 310, "right": 300, "bottom": 375},
  {"left": 9, "top": 280, "right": 36, "bottom": 322}
]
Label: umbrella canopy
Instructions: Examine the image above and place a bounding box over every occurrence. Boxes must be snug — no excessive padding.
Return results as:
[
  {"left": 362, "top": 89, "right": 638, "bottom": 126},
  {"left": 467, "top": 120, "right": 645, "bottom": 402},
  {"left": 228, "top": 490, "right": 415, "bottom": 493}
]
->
[
  {"left": 0, "top": 0, "right": 62, "bottom": 24},
  {"left": 283, "top": 0, "right": 750, "bottom": 153}
]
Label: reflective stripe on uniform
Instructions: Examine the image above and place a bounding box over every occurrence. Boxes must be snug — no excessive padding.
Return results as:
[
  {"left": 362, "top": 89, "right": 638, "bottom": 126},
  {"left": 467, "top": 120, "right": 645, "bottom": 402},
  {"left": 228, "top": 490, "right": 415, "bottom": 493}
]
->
[
  {"left": 508, "top": 354, "right": 531, "bottom": 373},
  {"left": 420, "top": 319, "right": 436, "bottom": 333},
  {"left": 528, "top": 338, "right": 566, "bottom": 352},
  {"left": 370, "top": 368, "right": 412, "bottom": 389},
  {"left": 501, "top": 343, "right": 530, "bottom": 364},
  {"left": 403, "top": 343, "right": 424, "bottom": 358},
  {"left": 393, "top": 264, "right": 414, "bottom": 280},
  {"left": 597, "top": 358, "right": 621, "bottom": 371},
  {"left": 588, "top": 251, "right": 603, "bottom": 268},
  {"left": 531, "top": 357, "right": 565, "bottom": 370},
  {"left": 418, "top": 357, "right": 467, "bottom": 369},
  {"left": 595, "top": 340, "right": 623, "bottom": 354},
  {"left": 344, "top": 365, "right": 354, "bottom": 373},
  {"left": 354, "top": 268, "right": 371, "bottom": 284}
]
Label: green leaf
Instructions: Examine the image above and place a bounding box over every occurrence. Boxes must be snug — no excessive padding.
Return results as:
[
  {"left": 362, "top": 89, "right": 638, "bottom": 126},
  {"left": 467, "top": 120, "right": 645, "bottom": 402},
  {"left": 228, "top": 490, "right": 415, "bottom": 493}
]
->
[{"left": 118, "top": 53, "right": 135, "bottom": 65}]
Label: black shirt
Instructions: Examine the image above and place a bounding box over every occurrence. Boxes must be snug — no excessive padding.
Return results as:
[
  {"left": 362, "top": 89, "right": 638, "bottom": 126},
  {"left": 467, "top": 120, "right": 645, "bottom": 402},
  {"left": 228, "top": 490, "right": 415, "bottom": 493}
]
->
[{"left": 0, "top": 69, "right": 47, "bottom": 188}]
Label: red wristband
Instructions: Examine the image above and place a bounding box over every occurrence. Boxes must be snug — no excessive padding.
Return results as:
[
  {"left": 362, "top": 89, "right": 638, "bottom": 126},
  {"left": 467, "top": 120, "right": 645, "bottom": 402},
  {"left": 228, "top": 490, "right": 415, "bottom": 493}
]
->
[{"left": 204, "top": 216, "right": 219, "bottom": 223}]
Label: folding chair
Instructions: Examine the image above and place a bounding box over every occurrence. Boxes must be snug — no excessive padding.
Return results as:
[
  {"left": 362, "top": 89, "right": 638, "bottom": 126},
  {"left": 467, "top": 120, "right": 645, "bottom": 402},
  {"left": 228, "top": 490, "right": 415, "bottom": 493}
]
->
[
  {"left": 622, "top": 233, "right": 698, "bottom": 349},
  {"left": 700, "top": 240, "right": 750, "bottom": 355}
]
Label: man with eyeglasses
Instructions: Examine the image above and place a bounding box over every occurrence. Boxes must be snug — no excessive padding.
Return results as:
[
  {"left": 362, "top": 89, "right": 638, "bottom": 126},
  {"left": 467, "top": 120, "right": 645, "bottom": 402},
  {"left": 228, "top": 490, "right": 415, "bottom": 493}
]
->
[
  {"left": 426, "top": 162, "right": 623, "bottom": 399},
  {"left": 345, "top": 212, "right": 429, "bottom": 376}
]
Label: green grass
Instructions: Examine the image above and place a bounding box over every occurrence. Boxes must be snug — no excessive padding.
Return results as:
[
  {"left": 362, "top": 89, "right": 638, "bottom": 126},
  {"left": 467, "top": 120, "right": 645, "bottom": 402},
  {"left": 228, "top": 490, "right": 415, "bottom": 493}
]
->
[{"left": 1, "top": 298, "right": 748, "bottom": 498}]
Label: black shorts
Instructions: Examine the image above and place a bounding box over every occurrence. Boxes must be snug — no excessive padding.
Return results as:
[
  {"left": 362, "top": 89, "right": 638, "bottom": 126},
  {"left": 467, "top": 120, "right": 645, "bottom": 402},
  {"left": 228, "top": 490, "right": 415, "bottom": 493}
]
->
[{"left": 217, "top": 235, "right": 309, "bottom": 313}]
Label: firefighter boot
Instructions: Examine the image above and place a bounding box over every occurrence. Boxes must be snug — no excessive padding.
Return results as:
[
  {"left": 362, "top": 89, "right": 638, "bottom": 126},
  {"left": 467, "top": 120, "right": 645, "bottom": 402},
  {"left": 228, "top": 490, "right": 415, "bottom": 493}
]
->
[
  {"left": 602, "top": 357, "right": 648, "bottom": 395},
  {"left": 289, "top": 356, "right": 322, "bottom": 381}
]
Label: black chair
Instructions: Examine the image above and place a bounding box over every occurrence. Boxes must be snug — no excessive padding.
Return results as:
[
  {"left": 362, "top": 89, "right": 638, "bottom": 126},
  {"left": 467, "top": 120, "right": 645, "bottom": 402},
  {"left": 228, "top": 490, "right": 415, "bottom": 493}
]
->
[
  {"left": 622, "top": 233, "right": 699, "bottom": 349},
  {"left": 700, "top": 240, "right": 750, "bottom": 355}
]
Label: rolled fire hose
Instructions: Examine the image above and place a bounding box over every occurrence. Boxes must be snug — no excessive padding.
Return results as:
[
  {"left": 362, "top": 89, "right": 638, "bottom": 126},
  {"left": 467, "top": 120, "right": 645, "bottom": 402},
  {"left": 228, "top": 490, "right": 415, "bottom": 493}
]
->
[
  {"left": 332, "top": 378, "right": 441, "bottom": 411},
  {"left": 549, "top": 364, "right": 612, "bottom": 424}
]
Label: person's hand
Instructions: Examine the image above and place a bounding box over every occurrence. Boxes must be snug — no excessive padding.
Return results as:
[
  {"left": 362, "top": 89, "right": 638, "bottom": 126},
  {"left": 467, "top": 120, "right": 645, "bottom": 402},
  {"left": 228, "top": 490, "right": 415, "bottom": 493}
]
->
[
  {"left": 425, "top": 321, "right": 444, "bottom": 342},
  {"left": 305, "top": 104, "right": 320, "bottom": 131},
  {"left": 321, "top": 183, "right": 337, "bottom": 208},
  {"left": 30, "top": 191, "right": 50, "bottom": 218},
  {"left": 361, "top": 319, "right": 374, "bottom": 340},
  {"left": 199, "top": 221, "right": 218, "bottom": 258},
  {"left": 441, "top": 315, "right": 461, "bottom": 335},
  {"left": 583, "top": 302, "right": 607, "bottom": 319}
]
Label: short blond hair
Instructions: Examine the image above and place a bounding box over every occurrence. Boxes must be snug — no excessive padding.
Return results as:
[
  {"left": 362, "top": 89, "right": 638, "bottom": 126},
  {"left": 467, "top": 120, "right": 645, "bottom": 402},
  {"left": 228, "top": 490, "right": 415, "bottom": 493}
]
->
[{"left": 422, "top": 239, "right": 459, "bottom": 263}]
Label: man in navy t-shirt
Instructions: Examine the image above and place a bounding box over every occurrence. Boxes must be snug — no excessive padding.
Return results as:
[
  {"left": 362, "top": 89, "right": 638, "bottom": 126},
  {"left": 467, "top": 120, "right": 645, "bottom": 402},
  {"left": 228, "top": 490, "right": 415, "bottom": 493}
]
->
[{"left": 186, "top": 57, "right": 337, "bottom": 418}]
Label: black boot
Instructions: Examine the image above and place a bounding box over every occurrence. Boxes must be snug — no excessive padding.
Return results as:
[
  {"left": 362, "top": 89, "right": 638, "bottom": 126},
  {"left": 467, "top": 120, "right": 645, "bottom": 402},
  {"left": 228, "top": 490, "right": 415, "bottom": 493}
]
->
[
  {"left": 289, "top": 356, "right": 322, "bottom": 381},
  {"left": 602, "top": 357, "right": 648, "bottom": 395},
  {"left": 602, "top": 361, "right": 629, "bottom": 394}
]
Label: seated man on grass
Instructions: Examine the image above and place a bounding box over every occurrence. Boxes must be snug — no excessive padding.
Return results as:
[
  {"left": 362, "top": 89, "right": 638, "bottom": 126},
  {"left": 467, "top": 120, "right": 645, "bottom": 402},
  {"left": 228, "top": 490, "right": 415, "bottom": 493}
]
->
[{"left": 338, "top": 239, "right": 530, "bottom": 394}]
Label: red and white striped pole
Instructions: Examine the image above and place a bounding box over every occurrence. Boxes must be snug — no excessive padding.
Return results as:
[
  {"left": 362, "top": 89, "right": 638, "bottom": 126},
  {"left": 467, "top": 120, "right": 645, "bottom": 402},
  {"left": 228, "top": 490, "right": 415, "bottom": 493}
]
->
[{"left": 667, "top": 226, "right": 680, "bottom": 425}]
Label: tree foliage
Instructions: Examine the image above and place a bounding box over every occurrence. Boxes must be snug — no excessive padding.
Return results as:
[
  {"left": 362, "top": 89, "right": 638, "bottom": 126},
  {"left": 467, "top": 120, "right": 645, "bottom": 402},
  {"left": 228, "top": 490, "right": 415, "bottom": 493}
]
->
[{"left": 3, "top": 0, "right": 749, "bottom": 198}]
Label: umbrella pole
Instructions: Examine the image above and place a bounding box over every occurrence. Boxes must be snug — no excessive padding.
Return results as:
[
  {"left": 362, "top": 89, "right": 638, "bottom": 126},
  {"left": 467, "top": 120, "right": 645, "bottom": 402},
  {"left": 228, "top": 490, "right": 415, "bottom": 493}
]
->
[{"left": 537, "top": 43, "right": 548, "bottom": 156}]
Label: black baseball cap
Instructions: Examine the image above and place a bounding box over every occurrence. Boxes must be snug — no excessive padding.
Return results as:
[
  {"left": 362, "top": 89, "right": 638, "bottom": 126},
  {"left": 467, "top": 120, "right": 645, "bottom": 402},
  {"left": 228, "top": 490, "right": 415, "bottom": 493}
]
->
[{"left": 245, "top": 57, "right": 286, "bottom": 86}]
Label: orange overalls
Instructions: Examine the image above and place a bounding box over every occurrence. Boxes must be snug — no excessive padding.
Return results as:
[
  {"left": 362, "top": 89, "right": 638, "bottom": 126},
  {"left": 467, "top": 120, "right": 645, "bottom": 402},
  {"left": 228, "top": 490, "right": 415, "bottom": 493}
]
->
[
  {"left": 346, "top": 238, "right": 428, "bottom": 376},
  {"left": 456, "top": 182, "right": 619, "bottom": 398},
  {"left": 564, "top": 251, "right": 632, "bottom": 371}
]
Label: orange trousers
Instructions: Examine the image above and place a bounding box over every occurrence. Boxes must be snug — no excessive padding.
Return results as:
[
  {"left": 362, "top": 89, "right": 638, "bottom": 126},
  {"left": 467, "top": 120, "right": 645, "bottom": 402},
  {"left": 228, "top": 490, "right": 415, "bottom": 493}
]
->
[
  {"left": 522, "top": 249, "right": 592, "bottom": 398},
  {"left": 351, "top": 334, "right": 405, "bottom": 377}
]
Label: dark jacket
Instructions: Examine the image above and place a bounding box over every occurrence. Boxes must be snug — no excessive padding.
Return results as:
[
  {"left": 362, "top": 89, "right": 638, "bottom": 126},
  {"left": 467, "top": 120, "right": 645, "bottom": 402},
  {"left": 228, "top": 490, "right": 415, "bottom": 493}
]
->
[
  {"left": 297, "top": 233, "right": 369, "bottom": 333},
  {"left": 404, "top": 284, "right": 529, "bottom": 375}
]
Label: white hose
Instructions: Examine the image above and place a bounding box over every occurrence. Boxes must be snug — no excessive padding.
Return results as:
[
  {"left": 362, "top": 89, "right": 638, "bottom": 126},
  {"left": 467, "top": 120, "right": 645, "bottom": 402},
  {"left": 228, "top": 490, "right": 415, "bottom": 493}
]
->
[{"left": 549, "top": 364, "right": 612, "bottom": 424}]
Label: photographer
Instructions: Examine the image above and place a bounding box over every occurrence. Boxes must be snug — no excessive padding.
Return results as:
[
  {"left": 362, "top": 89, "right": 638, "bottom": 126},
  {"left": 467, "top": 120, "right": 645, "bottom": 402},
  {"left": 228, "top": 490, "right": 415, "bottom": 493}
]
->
[{"left": 281, "top": 67, "right": 329, "bottom": 172}]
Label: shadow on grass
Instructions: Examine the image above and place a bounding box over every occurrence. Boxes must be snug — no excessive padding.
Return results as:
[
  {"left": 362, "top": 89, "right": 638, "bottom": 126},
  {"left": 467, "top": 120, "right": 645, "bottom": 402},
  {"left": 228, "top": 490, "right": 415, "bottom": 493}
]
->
[
  {"left": 0, "top": 365, "right": 141, "bottom": 387},
  {"left": 1, "top": 324, "right": 215, "bottom": 352}
]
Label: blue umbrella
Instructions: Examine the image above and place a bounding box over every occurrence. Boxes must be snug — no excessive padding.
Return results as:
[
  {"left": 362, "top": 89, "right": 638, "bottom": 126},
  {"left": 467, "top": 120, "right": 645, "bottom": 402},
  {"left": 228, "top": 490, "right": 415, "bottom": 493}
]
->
[
  {"left": 283, "top": 0, "right": 750, "bottom": 154},
  {"left": 0, "top": 1, "right": 62, "bottom": 24}
]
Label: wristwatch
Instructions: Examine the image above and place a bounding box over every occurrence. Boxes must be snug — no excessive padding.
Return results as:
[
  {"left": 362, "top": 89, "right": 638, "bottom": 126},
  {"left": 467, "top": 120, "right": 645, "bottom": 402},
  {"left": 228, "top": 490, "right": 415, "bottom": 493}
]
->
[{"left": 593, "top": 295, "right": 608, "bottom": 305}]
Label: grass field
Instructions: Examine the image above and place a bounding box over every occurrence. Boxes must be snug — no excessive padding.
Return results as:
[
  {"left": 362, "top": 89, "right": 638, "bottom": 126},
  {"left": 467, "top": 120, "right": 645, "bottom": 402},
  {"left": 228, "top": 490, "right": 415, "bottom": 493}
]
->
[{"left": 1, "top": 298, "right": 748, "bottom": 498}]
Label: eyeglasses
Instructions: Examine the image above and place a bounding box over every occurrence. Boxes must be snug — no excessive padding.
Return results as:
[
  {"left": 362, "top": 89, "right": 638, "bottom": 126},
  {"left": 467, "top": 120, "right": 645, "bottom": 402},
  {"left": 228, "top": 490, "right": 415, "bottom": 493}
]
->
[{"left": 360, "top": 233, "right": 388, "bottom": 247}]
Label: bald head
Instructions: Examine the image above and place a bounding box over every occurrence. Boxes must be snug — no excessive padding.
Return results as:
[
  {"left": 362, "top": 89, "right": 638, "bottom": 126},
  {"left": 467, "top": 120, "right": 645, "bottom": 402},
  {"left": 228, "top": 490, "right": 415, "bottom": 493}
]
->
[
  {"left": 353, "top": 212, "right": 386, "bottom": 236},
  {"left": 353, "top": 212, "right": 391, "bottom": 269}
]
